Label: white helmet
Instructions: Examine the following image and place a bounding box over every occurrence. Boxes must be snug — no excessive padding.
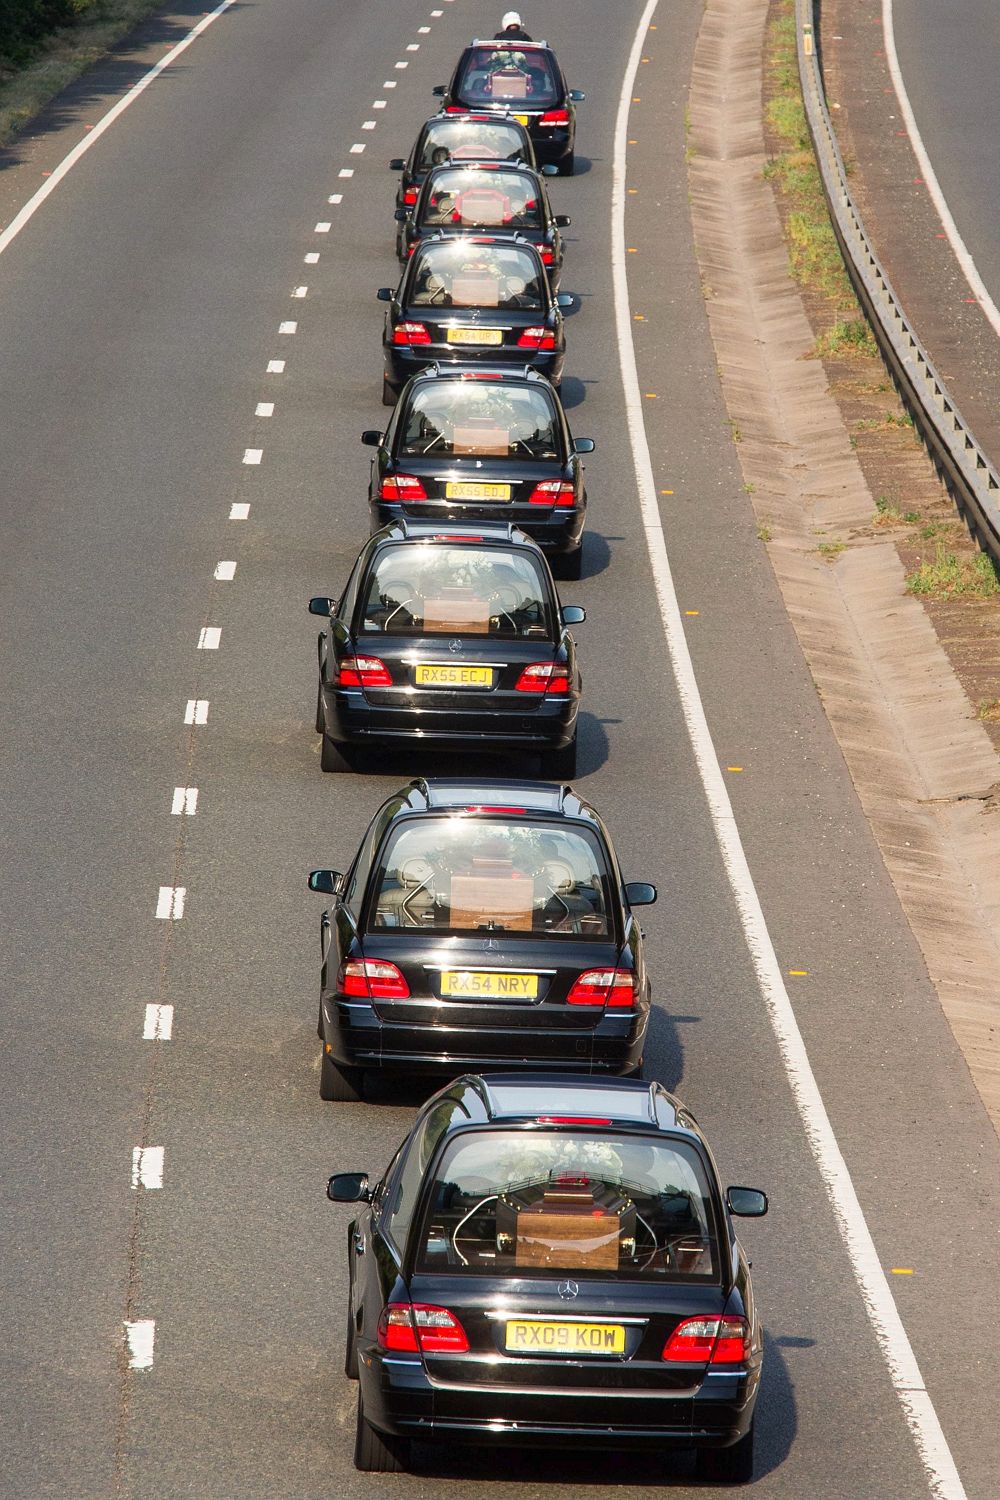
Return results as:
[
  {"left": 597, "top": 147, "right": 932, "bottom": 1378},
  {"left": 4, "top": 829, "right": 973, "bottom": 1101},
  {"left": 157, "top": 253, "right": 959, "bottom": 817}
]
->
[{"left": 501, "top": 11, "right": 522, "bottom": 28}]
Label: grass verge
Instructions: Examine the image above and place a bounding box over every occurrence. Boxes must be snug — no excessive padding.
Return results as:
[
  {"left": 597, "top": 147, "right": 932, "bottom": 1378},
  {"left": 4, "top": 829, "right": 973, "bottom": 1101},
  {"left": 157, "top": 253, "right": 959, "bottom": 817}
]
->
[{"left": 906, "top": 548, "right": 1000, "bottom": 600}]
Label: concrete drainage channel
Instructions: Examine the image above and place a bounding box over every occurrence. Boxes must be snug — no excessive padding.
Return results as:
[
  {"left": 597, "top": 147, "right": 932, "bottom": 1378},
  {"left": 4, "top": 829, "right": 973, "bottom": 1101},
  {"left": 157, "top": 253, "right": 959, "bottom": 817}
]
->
[
  {"left": 688, "top": 0, "right": 1000, "bottom": 1136},
  {"left": 795, "top": 0, "right": 1000, "bottom": 562}
]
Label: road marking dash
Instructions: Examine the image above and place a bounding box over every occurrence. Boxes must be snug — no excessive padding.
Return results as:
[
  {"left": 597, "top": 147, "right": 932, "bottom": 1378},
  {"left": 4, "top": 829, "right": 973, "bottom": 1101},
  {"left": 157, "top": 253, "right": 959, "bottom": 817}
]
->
[
  {"left": 362, "top": 120, "right": 376, "bottom": 130},
  {"left": 279, "top": 320, "right": 297, "bottom": 333},
  {"left": 407, "top": 43, "right": 420, "bottom": 50},
  {"left": 124, "top": 1320, "right": 156, "bottom": 1370},
  {"left": 892, "top": 1268, "right": 915, "bottom": 1275},
  {"left": 131, "top": 1146, "right": 165, "bottom": 1190},
  {"left": 214, "top": 560, "right": 236, "bottom": 580},
  {"left": 304, "top": 252, "right": 320, "bottom": 263},
  {"left": 292, "top": 285, "right": 307, "bottom": 298},
  {"left": 242, "top": 448, "right": 262, "bottom": 465},
  {"left": 338, "top": 168, "right": 354, "bottom": 178},
  {"left": 155, "top": 886, "right": 185, "bottom": 920},
  {"left": 143, "top": 1003, "right": 173, "bottom": 1040},
  {"left": 171, "top": 786, "right": 198, "bottom": 815},
  {"left": 383, "top": 80, "right": 397, "bottom": 88},
  {"left": 788, "top": 969, "right": 809, "bottom": 977},
  {"left": 395, "top": 60, "right": 408, "bottom": 68},
  {"left": 197, "top": 627, "right": 221, "bottom": 650},
  {"left": 349, "top": 143, "right": 365, "bottom": 154},
  {"left": 726, "top": 766, "right": 744, "bottom": 773},
  {"left": 267, "top": 358, "right": 285, "bottom": 373},
  {"left": 184, "top": 699, "right": 208, "bottom": 725},
  {"left": 229, "top": 502, "right": 249, "bottom": 520},
  {"left": 255, "top": 402, "right": 274, "bottom": 418},
  {"left": 373, "top": 100, "right": 386, "bottom": 109}
]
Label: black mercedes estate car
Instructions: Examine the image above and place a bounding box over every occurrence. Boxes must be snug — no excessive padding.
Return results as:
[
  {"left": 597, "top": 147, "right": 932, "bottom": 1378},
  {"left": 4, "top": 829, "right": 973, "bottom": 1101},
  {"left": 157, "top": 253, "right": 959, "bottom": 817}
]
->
[
  {"left": 365, "top": 365, "right": 592, "bottom": 575},
  {"left": 378, "top": 236, "right": 570, "bottom": 401},
  {"left": 328, "top": 1073, "right": 767, "bottom": 1481},
  {"left": 433, "top": 39, "right": 584, "bottom": 173},
  {"left": 308, "top": 781, "right": 656, "bottom": 1101},
  {"left": 308, "top": 521, "right": 584, "bottom": 773}
]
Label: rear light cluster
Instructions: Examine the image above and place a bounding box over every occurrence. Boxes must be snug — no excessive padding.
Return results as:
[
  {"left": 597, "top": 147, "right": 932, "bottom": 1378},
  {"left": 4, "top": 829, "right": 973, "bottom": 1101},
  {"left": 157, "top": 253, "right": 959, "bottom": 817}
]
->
[
  {"left": 565, "top": 969, "right": 636, "bottom": 1008},
  {"left": 392, "top": 321, "right": 431, "bottom": 345},
  {"left": 528, "top": 479, "right": 575, "bottom": 508},
  {"left": 662, "top": 1316, "right": 750, "bottom": 1366},
  {"left": 403, "top": 187, "right": 419, "bottom": 206},
  {"left": 539, "top": 108, "right": 570, "bottom": 126},
  {"left": 538, "top": 247, "right": 555, "bottom": 266},
  {"left": 338, "top": 655, "right": 392, "bottom": 688},
  {"left": 338, "top": 959, "right": 410, "bottom": 1000},
  {"left": 514, "top": 663, "right": 570, "bottom": 694},
  {"left": 379, "top": 473, "right": 427, "bottom": 502},
  {"left": 378, "top": 1303, "right": 469, "bottom": 1353},
  {"left": 517, "top": 326, "right": 556, "bottom": 349}
]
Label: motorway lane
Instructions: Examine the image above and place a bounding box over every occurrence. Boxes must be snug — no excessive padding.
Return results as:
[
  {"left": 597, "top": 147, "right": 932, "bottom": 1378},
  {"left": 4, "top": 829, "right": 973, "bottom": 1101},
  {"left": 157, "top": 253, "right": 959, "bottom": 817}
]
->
[{"left": 0, "top": 0, "right": 996, "bottom": 1496}]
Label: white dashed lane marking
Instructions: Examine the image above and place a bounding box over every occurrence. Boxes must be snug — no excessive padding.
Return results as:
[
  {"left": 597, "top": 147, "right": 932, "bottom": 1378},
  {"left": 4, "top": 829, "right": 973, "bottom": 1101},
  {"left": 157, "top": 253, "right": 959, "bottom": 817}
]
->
[
  {"left": 373, "top": 100, "right": 386, "bottom": 109},
  {"left": 328, "top": 194, "right": 343, "bottom": 204},
  {"left": 214, "top": 560, "right": 237, "bottom": 580},
  {"left": 242, "top": 448, "right": 262, "bottom": 465},
  {"left": 131, "top": 1146, "right": 165, "bottom": 1190},
  {"left": 292, "top": 286, "right": 307, "bottom": 298},
  {"left": 305, "top": 251, "right": 320, "bottom": 263},
  {"left": 362, "top": 120, "right": 376, "bottom": 130},
  {"left": 395, "top": 60, "right": 408, "bottom": 69},
  {"left": 267, "top": 358, "right": 285, "bottom": 373},
  {"left": 383, "top": 80, "right": 397, "bottom": 88},
  {"left": 406, "top": 43, "right": 420, "bottom": 51},
  {"left": 124, "top": 1320, "right": 156, "bottom": 1370},
  {"left": 197, "top": 627, "right": 221, "bottom": 650},
  {"left": 255, "top": 402, "right": 274, "bottom": 417},
  {"left": 229, "top": 503, "right": 250, "bottom": 520},
  {"left": 143, "top": 1003, "right": 174, "bottom": 1040},
  {"left": 349, "top": 143, "right": 365, "bottom": 154},
  {"left": 170, "top": 786, "right": 198, "bottom": 815},
  {"left": 279, "top": 320, "right": 297, "bottom": 333},
  {"left": 184, "top": 699, "right": 208, "bottom": 724},
  {"left": 155, "top": 886, "right": 185, "bottom": 920}
]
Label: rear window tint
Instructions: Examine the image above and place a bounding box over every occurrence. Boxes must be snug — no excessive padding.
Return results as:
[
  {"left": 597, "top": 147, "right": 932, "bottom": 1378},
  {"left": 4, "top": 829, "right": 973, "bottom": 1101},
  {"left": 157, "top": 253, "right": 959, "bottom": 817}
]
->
[{"left": 455, "top": 47, "right": 561, "bottom": 107}]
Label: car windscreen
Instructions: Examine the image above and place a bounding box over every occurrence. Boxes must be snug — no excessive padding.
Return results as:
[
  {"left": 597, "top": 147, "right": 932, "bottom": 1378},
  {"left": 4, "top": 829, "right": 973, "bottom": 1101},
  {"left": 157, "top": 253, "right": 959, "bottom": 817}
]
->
[
  {"left": 421, "top": 168, "right": 543, "bottom": 230},
  {"left": 358, "top": 544, "right": 553, "bottom": 639},
  {"left": 407, "top": 243, "right": 545, "bottom": 312},
  {"left": 399, "top": 382, "right": 559, "bottom": 459},
  {"left": 368, "top": 818, "right": 610, "bottom": 937},
  {"left": 413, "top": 1130, "right": 719, "bottom": 1281},
  {"left": 419, "top": 120, "right": 529, "bottom": 170},
  {"left": 454, "top": 47, "right": 561, "bottom": 108}
]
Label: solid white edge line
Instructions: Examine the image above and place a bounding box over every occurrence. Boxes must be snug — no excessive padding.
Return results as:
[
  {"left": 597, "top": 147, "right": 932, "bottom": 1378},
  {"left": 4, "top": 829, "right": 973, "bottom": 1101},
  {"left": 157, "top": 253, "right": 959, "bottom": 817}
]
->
[
  {"left": 883, "top": 0, "right": 1000, "bottom": 337},
  {"left": 0, "top": 0, "right": 237, "bottom": 257},
  {"left": 613, "top": 3, "right": 967, "bottom": 1497}
]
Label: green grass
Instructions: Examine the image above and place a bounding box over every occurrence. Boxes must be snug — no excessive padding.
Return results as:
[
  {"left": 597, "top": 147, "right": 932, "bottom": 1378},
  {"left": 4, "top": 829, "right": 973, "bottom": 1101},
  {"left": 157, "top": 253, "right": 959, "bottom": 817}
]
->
[
  {"left": 815, "top": 317, "right": 878, "bottom": 359},
  {"left": 0, "top": 0, "right": 164, "bottom": 145},
  {"left": 906, "top": 548, "right": 1000, "bottom": 599},
  {"left": 977, "top": 698, "right": 1000, "bottom": 722},
  {"left": 817, "top": 540, "right": 846, "bottom": 559}
]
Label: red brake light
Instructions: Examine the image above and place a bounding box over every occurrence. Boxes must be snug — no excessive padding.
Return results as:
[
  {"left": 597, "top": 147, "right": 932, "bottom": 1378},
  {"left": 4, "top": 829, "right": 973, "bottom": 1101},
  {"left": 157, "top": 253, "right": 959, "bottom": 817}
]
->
[
  {"left": 392, "top": 321, "right": 431, "bottom": 345},
  {"left": 379, "top": 473, "right": 428, "bottom": 502},
  {"left": 444, "top": 105, "right": 464, "bottom": 114},
  {"left": 514, "top": 663, "right": 571, "bottom": 694},
  {"left": 517, "top": 325, "right": 556, "bottom": 350},
  {"left": 662, "top": 1316, "right": 749, "bottom": 1366},
  {"left": 337, "top": 959, "right": 410, "bottom": 1000},
  {"left": 337, "top": 655, "right": 393, "bottom": 688},
  {"left": 539, "top": 108, "right": 570, "bottom": 126},
  {"left": 539, "top": 246, "right": 555, "bottom": 265},
  {"left": 464, "top": 804, "right": 527, "bottom": 814},
  {"left": 378, "top": 1302, "right": 469, "bottom": 1353},
  {"left": 565, "top": 969, "right": 636, "bottom": 1008},
  {"left": 536, "top": 1116, "right": 613, "bottom": 1126},
  {"left": 528, "top": 479, "right": 575, "bottom": 508},
  {"left": 403, "top": 187, "right": 419, "bottom": 206}
]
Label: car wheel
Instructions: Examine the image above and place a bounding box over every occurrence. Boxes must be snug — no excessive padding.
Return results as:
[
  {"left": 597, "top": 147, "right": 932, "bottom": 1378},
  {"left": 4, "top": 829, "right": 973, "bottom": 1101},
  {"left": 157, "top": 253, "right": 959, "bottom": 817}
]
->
[
  {"left": 319, "top": 1049, "right": 365, "bottom": 1103},
  {"left": 554, "top": 547, "right": 584, "bottom": 581},
  {"left": 317, "top": 998, "right": 324, "bottom": 1039},
  {"left": 695, "top": 1421, "right": 754, "bottom": 1484},
  {"left": 381, "top": 376, "right": 397, "bottom": 408},
  {"left": 344, "top": 1306, "right": 359, "bottom": 1380},
  {"left": 320, "top": 733, "right": 356, "bottom": 773},
  {"left": 559, "top": 151, "right": 575, "bottom": 176},
  {"left": 314, "top": 677, "right": 324, "bottom": 735},
  {"left": 354, "top": 1394, "right": 409, "bottom": 1473},
  {"left": 542, "top": 736, "right": 577, "bottom": 780}
]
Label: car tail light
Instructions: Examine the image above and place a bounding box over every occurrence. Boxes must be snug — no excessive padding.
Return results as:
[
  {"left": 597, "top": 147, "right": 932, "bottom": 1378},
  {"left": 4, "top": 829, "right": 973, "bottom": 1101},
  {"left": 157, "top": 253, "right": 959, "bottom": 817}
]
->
[
  {"left": 464, "top": 805, "right": 527, "bottom": 814},
  {"left": 565, "top": 969, "right": 636, "bottom": 1008},
  {"left": 444, "top": 105, "right": 465, "bottom": 114},
  {"left": 337, "top": 655, "right": 393, "bottom": 688},
  {"left": 378, "top": 1302, "right": 469, "bottom": 1353},
  {"left": 392, "top": 321, "right": 432, "bottom": 345},
  {"left": 538, "top": 246, "right": 555, "bottom": 266},
  {"left": 662, "top": 1316, "right": 750, "bottom": 1366},
  {"left": 379, "top": 473, "right": 428, "bottom": 502},
  {"left": 338, "top": 959, "right": 410, "bottom": 1000},
  {"left": 537, "top": 1116, "right": 613, "bottom": 1125},
  {"left": 515, "top": 663, "right": 571, "bottom": 694},
  {"left": 407, "top": 243, "right": 418, "bottom": 257},
  {"left": 539, "top": 108, "right": 570, "bottom": 126},
  {"left": 527, "top": 479, "right": 575, "bottom": 507},
  {"left": 517, "top": 326, "right": 556, "bottom": 350}
]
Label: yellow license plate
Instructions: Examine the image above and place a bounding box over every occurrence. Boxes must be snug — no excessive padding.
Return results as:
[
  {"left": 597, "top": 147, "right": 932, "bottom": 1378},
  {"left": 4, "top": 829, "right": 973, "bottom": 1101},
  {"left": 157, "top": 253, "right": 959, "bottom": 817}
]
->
[
  {"left": 505, "top": 1321, "right": 626, "bottom": 1355},
  {"left": 445, "top": 481, "right": 512, "bottom": 501},
  {"left": 512, "top": 113, "right": 529, "bottom": 126},
  {"left": 415, "top": 664, "right": 495, "bottom": 688},
  {"left": 446, "top": 326, "right": 503, "bottom": 345},
  {"left": 441, "top": 970, "right": 538, "bottom": 998}
]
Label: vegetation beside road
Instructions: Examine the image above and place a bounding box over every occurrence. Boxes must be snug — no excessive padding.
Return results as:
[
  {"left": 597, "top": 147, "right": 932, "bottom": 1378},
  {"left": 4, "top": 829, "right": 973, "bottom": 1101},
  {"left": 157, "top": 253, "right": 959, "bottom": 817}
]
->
[{"left": 0, "top": 0, "right": 162, "bottom": 145}]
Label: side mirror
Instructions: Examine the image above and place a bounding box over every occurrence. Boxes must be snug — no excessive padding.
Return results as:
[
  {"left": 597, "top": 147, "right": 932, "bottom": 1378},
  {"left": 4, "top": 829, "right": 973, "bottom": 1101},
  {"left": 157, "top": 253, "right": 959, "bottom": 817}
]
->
[
  {"left": 726, "top": 1187, "right": 768, "bottom": 1218},
  {"left": 308, "top": 869, "right": 343, "bottom": 894},
  {"left": 568, "top": 89, "right": 585, "bottom": 103},
  {"left": 573, "top": 437, "right": 595, "bottom": 454},
  {"left": 394, "top": 207, "right": 409, "bottom": 222},
  {"left": 389, "top": 158, "right": 406, "bottom": 172},
  {"left": 560, "top": 605, "right": 585, "bottom": 625},
  {"left": 432, "top": 84, "right": 445, "bottom": 97},
  {"left": 376, "top": 287, "right": 394, "bottom": 302},
  {"left": 554, "top": 214, "right": 571, "bottom": 228},
  {"left": 555, "top": 293, "right": 574, "bottom": 309},
  {"left": 327, "top": 1172, "right": 371, "bottom": 1203},
  {"left": 625, "top": 881, "right": 657, "bottom": 907},
  {"left": 540, "top": 163, "right": 558, "bottom": 176},
  {"left": 361, "top": 429, "right": 383, "bottom": 446},
  {"left": 308, "top": 596, "right": 336, "bottom": 617}
]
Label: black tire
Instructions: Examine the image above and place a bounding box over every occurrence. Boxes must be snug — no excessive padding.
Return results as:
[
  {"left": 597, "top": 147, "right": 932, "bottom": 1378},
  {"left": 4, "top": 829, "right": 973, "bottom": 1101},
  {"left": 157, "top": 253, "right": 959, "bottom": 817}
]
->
[
  {"left": 542, "top": 736, "right": 577, "bottom": 780},
  {"left": 314, "top": 677, "right": 324, "bottom": 734},
  {"left": 695, "top": 1422, "right": 755, "bottom": 1484},
  {"left": 344, "top": 1306, "right": 359, "bottom": 1380},
  {"left": 554, "top": 547, "right": 583, "bottom": 581},
  {"left": 558, "top": 152, "right": 575, "bottom": 176},
  {"left": 381, "top": 376, "right": 397, "bottom": 408},
  {"left": 354, "top": 1395, "right": 409, "bottom": 1473},
  {"left": 319, "top": 1049, "right": 365, "bottom": 1102},
  {"left": 317, "top": 999, "right": 324, "bottom": 1040},
  {"left": 320, "top": 733, "right": 356, "bottom": 773}
]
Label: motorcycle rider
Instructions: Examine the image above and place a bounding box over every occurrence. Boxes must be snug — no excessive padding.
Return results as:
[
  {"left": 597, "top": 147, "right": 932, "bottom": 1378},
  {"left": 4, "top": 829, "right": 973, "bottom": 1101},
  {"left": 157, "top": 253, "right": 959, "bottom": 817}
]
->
[{"left": 493, "top": 10, "right": 534, "bottom": 42}]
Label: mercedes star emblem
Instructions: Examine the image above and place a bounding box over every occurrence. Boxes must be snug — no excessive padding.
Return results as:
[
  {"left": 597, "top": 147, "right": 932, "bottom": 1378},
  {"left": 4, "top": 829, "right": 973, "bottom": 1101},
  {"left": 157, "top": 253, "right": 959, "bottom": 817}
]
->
[
  {"left": 449, "top": 638, "right": 463, "bottom": 653},
  {"left": 557, "top": 1280, "right": 579, "bottom": 1300}
]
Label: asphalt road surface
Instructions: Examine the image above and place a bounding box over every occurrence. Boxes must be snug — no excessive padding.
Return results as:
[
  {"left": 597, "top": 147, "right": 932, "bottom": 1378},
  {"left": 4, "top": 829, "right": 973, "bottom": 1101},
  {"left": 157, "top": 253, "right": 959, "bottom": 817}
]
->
[{"left": 1, "top": 2, "right": 998, "bottom": 1497}]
